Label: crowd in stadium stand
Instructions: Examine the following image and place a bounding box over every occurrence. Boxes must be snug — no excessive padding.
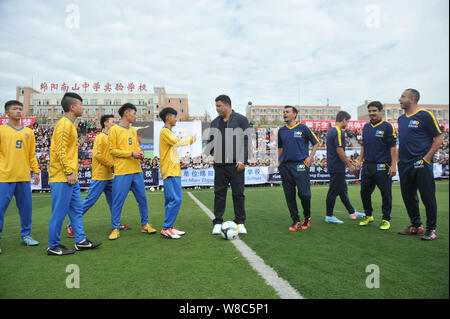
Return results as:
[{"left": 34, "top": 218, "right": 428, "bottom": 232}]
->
[{"left": 32, "top": 123, "right": 449, "bottom": 172}]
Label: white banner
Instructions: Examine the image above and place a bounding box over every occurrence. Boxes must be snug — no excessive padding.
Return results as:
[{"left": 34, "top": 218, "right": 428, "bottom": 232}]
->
[
  {"left": 158, "top": 166, "right": 270, "bottom": 186},
  {"left": 244, "top": 166, "right": 269, "bottom": 184},
  {"left": 153, "top": 121, "right": 203, "bottom": 158},
  {"left": 158, "top": 168, "right": 215, "bottom": 186},
  {"left": 30, "top": 174, "right": 42, "bottom": 190}
]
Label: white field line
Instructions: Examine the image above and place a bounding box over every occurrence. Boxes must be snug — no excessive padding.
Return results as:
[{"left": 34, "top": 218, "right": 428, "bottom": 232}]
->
[{"left": 187, "top": 191, "right": 304, "bottom": 300}]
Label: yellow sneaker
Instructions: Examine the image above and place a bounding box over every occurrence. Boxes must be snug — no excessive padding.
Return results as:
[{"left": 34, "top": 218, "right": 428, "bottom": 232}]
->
[
  {"left": 379, "top": 220, "right": 391, "bottom": 230},
  {"left": 359, "top": 216, "right": 374, "bottom": 226},
  {"left": 108, "top": 229, "right": 120, "bottom": 240},
  {"left": 141, "top": 223, "right": 157, "bottom": 234}
]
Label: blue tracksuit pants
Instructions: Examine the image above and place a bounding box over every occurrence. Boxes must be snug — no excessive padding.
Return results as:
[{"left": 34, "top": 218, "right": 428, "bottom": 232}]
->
[
  {"left": 163, "top": 177, "right": 182, "bottom": 230},
  {"left": 0, "top": 182, "right": 33, "bottom": 238},
  {"left": 48, "top": 182, "right": 87, "bottom": 248},
  {"left": 111, "top": 172, "right": 149, "bottom": 231},
  {"left": 68, "top": 179, "right": 113, "bottom": 227}
]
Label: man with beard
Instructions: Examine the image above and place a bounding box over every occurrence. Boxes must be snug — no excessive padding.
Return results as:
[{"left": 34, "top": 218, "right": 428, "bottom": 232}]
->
[{"left": 356, "top": 101, "right": 397, "bottom": 230}]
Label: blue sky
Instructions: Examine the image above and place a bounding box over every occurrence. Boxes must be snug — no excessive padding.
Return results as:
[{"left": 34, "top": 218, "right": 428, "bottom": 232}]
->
[{"left": 0, "top": 0, "right": 448, "bottom": 118}]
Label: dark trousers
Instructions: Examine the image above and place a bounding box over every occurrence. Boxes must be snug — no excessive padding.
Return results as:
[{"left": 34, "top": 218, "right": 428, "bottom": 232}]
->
[
  {"left": 360, "top": 162, "right": 392, "bottom": 221},
  {"left": 326, "top": 172, "right": 355, "bottom": 217},
  {"left": 213, "top": 164, "right": 246, "bottom": 225},
  {"left": 398, "top": 160, "right": 437, "bottom": 230},
  {"left": 279, "top": 162, "right": 311, "bottom": 222}
]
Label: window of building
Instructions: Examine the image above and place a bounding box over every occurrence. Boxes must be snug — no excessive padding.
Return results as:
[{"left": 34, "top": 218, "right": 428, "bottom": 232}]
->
[
  {"left": 114, "top": 99, "right": 121, "bottom": 105},
  {"left": 104, "top": 99, "right": 112, "bottom": 105},
  {"left": 91, "top": 99, "right": 98, "bottom": 105},
  {"left": 90, "top": 109, "right": 96, "bottom": 115}
]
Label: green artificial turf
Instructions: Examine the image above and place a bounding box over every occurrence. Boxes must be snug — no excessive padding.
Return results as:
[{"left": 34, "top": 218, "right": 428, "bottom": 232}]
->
[
  {"left": 1, "top": 181, "right": 448, "bottom": 299},
  {"left": 193, "top": 181, "right": 449, "bottom": 299}
]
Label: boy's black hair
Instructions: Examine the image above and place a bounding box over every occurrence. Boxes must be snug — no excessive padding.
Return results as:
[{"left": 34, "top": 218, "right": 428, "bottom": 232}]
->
[
  {"left": 118, "top": 103, "right": 137, "bottom": 118},
  {"left": 61, "top": 92, "right": 82, "bottom": 112},
  {"left": 4, "top": 100, "right": 23, "bottom": 111},
  {"left": 159, "top": 107, "right": 178, "bottom": 122},
  {"left": 100, "top": 114, "right": 114, "bottom": 128}
]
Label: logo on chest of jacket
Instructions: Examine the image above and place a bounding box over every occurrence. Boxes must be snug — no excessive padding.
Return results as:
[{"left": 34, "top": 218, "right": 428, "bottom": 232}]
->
[{"left": 408, "top": 120, "right": 420, "bottom": 128}]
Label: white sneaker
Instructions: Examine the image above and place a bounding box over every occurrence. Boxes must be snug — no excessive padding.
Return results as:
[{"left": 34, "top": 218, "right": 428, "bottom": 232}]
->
[
  {"left": 161, "top": 228, "right": 181, "bottom": 239},
  {"left": 212, "top": 224, "right": 222, "bottom": 235},
  {"left": 237, "top": 224, "right": 247, "bottom": 234},
  {"left": 172, "top": 227, "right": 186, "bottom": 236}
]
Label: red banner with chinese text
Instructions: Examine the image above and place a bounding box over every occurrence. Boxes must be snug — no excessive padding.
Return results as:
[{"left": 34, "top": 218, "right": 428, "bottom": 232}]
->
[
  {"left": 0, "top": 117, "right": 37, "bottom": 127},
  {"left": 300, "top": 120, "right": 449, "bottom": 131}
]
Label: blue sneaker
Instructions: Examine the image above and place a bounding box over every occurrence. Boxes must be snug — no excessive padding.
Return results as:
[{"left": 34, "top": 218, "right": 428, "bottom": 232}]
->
[
  {"left": 21, "top": 236, "right": 39, "bottom": 246},
  {"left": 325, "top": 216, "right": 344, "bottom": 224},
  {"left": 350, "top": 211, "right": 366, "bottom": 220}
]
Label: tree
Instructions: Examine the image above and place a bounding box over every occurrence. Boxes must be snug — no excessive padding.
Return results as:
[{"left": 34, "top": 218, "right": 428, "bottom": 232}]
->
[{"left": 203, "top": 109, "right": 211, "bottom": 122}]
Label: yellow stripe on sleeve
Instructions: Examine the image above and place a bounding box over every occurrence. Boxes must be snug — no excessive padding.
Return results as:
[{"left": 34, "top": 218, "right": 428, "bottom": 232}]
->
[
  {"left": 423, "top": 110, "right": 442, "bottom": 134},
  {"left": 310, "top": 128, "right": 319, "bottom": 144},
  {"left": 389, "top": 122, "right": 398, "bottom": 139},
  {"left": 334, "top": 126, "right": 342, "bottom": 147}
]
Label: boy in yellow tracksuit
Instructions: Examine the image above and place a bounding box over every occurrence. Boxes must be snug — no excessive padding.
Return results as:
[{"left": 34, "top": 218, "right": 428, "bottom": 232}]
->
[
  {"left": 65, "top": 114, "right": 131, "bottom": 236},
  {"left": 108, "top": 103, "right": 156, "bottom": 240},
  {"left": 0, "top": 100, "right": 40, "bottom": 254},
  {"left": 47, "top": 92, "right": 101, "bottom": 256},
  {"left": 159, "top": 107, "right": 195, "bottom": 239}
]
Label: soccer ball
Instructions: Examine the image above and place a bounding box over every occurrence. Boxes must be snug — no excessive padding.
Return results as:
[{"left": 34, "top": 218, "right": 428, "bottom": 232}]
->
[{"left": 221, "top": 221, "right": 239, "bottom": 240}]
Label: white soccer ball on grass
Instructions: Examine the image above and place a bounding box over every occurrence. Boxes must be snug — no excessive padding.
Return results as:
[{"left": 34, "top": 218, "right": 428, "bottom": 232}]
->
[{"left": 221, "top": 221, "right": 239, "bottom": 240}]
